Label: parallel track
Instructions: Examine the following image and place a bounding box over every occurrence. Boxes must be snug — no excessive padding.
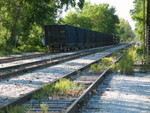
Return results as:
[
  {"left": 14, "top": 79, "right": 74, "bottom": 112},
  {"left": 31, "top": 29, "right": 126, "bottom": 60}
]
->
[
  {"left": 0, "top": 44, "right": 129, "bottom": 112},
  {"left": 66, "top": 53, "right": 124, "bottom": 113},
  {"left": 23, "top": 52, "right": 125, "bottom": 113},
  {"left": 0, "top": 45, "right": 114, "bottom": 79},
  {"left": 0, "top": 52, "right": 47, "bottom": 64}
]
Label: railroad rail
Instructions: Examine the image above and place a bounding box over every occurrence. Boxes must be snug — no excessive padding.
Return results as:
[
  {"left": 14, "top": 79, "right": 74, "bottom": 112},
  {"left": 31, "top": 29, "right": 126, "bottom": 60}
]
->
[
  {"left": 0, "top": 52, "right": 46, "bottom": 64},
  {"left": 66, "top": 53, "right": 124, "bottom": 113},
  {"left": 0, "top": 45, "right": 115, "bottom": 79},
  {"left": 23, "top": 48, "right": 126, "bottom": 113},
  {"left": 0, "top": 43, "right": 130, "bottom": 112},
  {"left": 0, "top": 44, "right": 115, "bottom": 64}
]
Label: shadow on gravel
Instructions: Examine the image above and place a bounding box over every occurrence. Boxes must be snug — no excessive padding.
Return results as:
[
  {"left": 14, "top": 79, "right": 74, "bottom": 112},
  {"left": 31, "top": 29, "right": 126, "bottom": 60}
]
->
[{"left": 82, "top": 73, "right": 150, "bottom": 113}]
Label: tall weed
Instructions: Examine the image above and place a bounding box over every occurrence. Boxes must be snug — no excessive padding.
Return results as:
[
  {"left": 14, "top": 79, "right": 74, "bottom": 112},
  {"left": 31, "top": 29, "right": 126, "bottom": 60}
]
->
[
  {"left": 90, "top": 57, "right": 114, "bottom": 72},
  {"left": 8, "top": 106, "right": 25, "bottom": 113},
  {"left": 33, "top": 78, "right": 83, "bottom": 99},
  {"left": 112, "top": 47, "right": 138, "bottom": 75},
  {"left": 40, "top": 104, "right": 49, "bottom": 113}
]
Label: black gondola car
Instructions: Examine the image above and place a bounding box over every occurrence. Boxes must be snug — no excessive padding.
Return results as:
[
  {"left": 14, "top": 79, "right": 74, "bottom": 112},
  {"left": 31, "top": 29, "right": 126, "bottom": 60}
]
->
[{"left": 44, "top": 24, "right": 120, "bottom": 51}]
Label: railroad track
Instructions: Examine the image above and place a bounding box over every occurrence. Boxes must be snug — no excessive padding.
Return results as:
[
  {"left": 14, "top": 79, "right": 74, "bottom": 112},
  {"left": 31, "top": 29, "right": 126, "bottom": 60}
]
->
[
  {"left": 0, "top": 45, "right": 115, "bottom": 79},
  {"left": 0, "top": 45, "right": 114, "bottom": 64},
  {"left": 0, "top": 43, "right": 130, "bottom": 112},
  {"left": 23, "top": 49, "right": 125, "bottom": 113},
  {"left": 66, "top": 53, "right": 124, "bottom": 113},
  {"left": 0, "top": 52, "right": 47, "bottom": 64},
  {"left": 0, "top": 48, "right": 99, "bottom": 64}
]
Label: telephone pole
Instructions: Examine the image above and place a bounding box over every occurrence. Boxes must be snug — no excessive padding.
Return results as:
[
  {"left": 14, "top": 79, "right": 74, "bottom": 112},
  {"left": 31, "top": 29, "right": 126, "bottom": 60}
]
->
[{"left": 147, "top": 0, "right": 150, "bottom": 63}]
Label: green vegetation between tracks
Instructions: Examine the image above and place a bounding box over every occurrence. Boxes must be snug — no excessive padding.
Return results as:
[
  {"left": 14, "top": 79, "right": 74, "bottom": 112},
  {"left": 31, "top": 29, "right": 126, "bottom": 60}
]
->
[
  {"left": 90, "top": 48, "right": 124, "bottom": 73},
  {"left": 90, "top": 47, "right": 139, "bottom": 75},
  {"left": 33, "top": 78, "right": 84, "bottom": 101},
  {"left": 90, "top": 57, "right": 115, "bottom": 72},
  {"left": 0, "top": 78, "right": 83, "bottom": 113},
  {"left": 112, "top": 47, "right": 138, "bottom": 74}
]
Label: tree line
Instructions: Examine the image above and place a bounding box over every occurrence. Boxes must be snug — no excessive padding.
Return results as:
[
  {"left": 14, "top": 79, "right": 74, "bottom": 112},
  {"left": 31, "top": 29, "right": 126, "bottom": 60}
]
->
[
  {"left": 61, "top": 2, "right": 135, "bottom": 42},
  {"left": 130, "top": 0, "right": 148, "bottom": 61},
  {"left": 0, "top": 0, "right": 134, "bottom": 54},
  {"left": 0, "top": 0, "right": 84, "bottom": 52}
]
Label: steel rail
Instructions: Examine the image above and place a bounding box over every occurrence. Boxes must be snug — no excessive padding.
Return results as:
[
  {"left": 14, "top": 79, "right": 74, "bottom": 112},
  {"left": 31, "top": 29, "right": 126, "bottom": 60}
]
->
[
  {"left": 65, "top": 53, "right": 125, "bottom": 113},
  {"left": 0, "top": 52, "right": 48, "bottom": 64},
  {"left": 0, "top": 45, "right": 114, "bottom": 79},
  {"left": 0, "top": 45, "right": 127, "bottom": 112},
  {"left": 0, "top": 44, "right": 122, "bottom": 64}
]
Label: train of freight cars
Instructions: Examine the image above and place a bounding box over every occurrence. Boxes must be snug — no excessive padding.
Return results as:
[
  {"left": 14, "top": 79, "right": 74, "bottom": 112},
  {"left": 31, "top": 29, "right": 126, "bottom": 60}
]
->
[{"left": 44, "top": 24, "right": 120, "bottom": 52}]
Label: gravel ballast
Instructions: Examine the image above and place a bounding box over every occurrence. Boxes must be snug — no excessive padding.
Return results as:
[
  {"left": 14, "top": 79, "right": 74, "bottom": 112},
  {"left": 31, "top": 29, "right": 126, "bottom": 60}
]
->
[
  {"left": 0, "top": 45, "right": 127, "bottom": 106},
  {"left": 81, "top": 72, "right": 150, "bottom": 113}
]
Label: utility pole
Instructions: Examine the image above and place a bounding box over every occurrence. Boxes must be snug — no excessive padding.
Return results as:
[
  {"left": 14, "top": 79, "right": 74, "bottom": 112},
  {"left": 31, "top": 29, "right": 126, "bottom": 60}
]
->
[
  {"left": 147, "top": 0, "right": 150, "bottom": 63},
  {"left": 143, "top": 0, "right": 146, "bottom": 63}
]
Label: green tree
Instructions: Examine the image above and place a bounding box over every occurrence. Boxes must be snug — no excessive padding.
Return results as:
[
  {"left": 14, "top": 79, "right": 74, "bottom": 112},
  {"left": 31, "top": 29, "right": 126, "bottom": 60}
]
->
[
  {"left": 0, "top": 0, "right": 27, "bottom": 48},
  {"left": 117, "top": 18, "right": 135, "bottom": 41},
  {"left": 130, "top": 0, "right": 147, "bottom": 62},
  {"left": 0, "top": 0, "right": 85, "bottom": 51},
  {"left": 130, "top": 0, "right": 146, "bottom": 43},
  {"left": 62, "top": 12, "right": 93, "bottom": 29},
  {"left": 62, "top": 2, "right": 119, "bottom": 34}
]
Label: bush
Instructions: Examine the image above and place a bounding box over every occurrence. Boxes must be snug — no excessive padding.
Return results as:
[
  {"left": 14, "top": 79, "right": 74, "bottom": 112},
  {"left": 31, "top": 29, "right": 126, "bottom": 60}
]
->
[
  {"left": 112, "top": 47, "right": 138, "bottom": 75},
  {"left": 8, "top": 106, "right": 25, "bottom": 113},
  {"left": 90, "top": 57, "right": 114, "bottom": 72},
  {"left": 33, "top": 78, "right": 84, "bottom": 100},
  {"left": 18, "top": 45, "right": 46, "bottom": 52}
]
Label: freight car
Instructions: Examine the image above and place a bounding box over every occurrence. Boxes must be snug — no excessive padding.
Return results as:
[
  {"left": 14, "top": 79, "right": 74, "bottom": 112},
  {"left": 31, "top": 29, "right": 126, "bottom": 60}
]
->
[{"left": 44, "top": 24, "right": 120, "bottom": 52}]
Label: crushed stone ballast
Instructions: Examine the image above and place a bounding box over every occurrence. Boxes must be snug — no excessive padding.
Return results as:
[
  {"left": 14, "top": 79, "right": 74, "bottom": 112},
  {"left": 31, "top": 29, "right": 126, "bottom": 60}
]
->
[
  {"left": 0, "top": 45, "right": 115, "bottom": 79},
  {"left": 0, "top": 46, "right": 114, "bottom": 70},
  {"left": 81, "top": 73, "right": 150, "bottom": 113},
  {"left": 0, "top": 44, "right": 128, "bottom": 109}
]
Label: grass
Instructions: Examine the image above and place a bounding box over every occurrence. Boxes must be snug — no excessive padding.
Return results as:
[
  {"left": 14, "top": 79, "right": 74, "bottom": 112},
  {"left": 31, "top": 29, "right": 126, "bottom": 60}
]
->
[
  {"left": 8, "top": 106, "right": 25, "bottom": 113},
  {"left": 40, "top": 104, "right": 49, "bottom": 113},
  {"left": 111, "top": 47, "right": 138, "bottom": 75},
  {"left": 33, "top": 78, "right": 84, "bottom": 100},
  {"left": 135, "top": 64, "right": 150, "bottom": 72},
  {"left": 90, "top": 49, "right": 126, "bottom": 73},
  {"left": 0, "top": 79, "right": 83, "bottom": 113},
  {"left": 54, "top": 78, "right": 83, "bottom": 94},
  {"left": 140, "top": 65, "right": 150, "bottom": 70},
  {"left": 0, "top": 50, "right": 24, "bottom": 57},
  {"left": 30, "top": 78, "right": 84, "bottom": 112},
  {"left": 0, "top": 106, "right": 25, "bottom": 113},
  {"left": 111, "top": 49, "right": 125, "bottom": 57},
  {"left": 90, "top": 47, "right": 139, "bottom": 75},
  {"left": 0, "top": 104, "right": 49, "bottom": 113},
  {"left": 90, "top": 57, "right": 115, "bottom": 72},
  {"left": 112, "top": 54, "right": 134, "bottom": 74}
]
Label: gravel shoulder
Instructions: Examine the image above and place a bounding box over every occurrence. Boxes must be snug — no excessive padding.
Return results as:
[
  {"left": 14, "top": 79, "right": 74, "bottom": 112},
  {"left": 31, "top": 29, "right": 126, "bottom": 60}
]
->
[{"left": 82, "top": 73, "right": 150, "bottom": 113}]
